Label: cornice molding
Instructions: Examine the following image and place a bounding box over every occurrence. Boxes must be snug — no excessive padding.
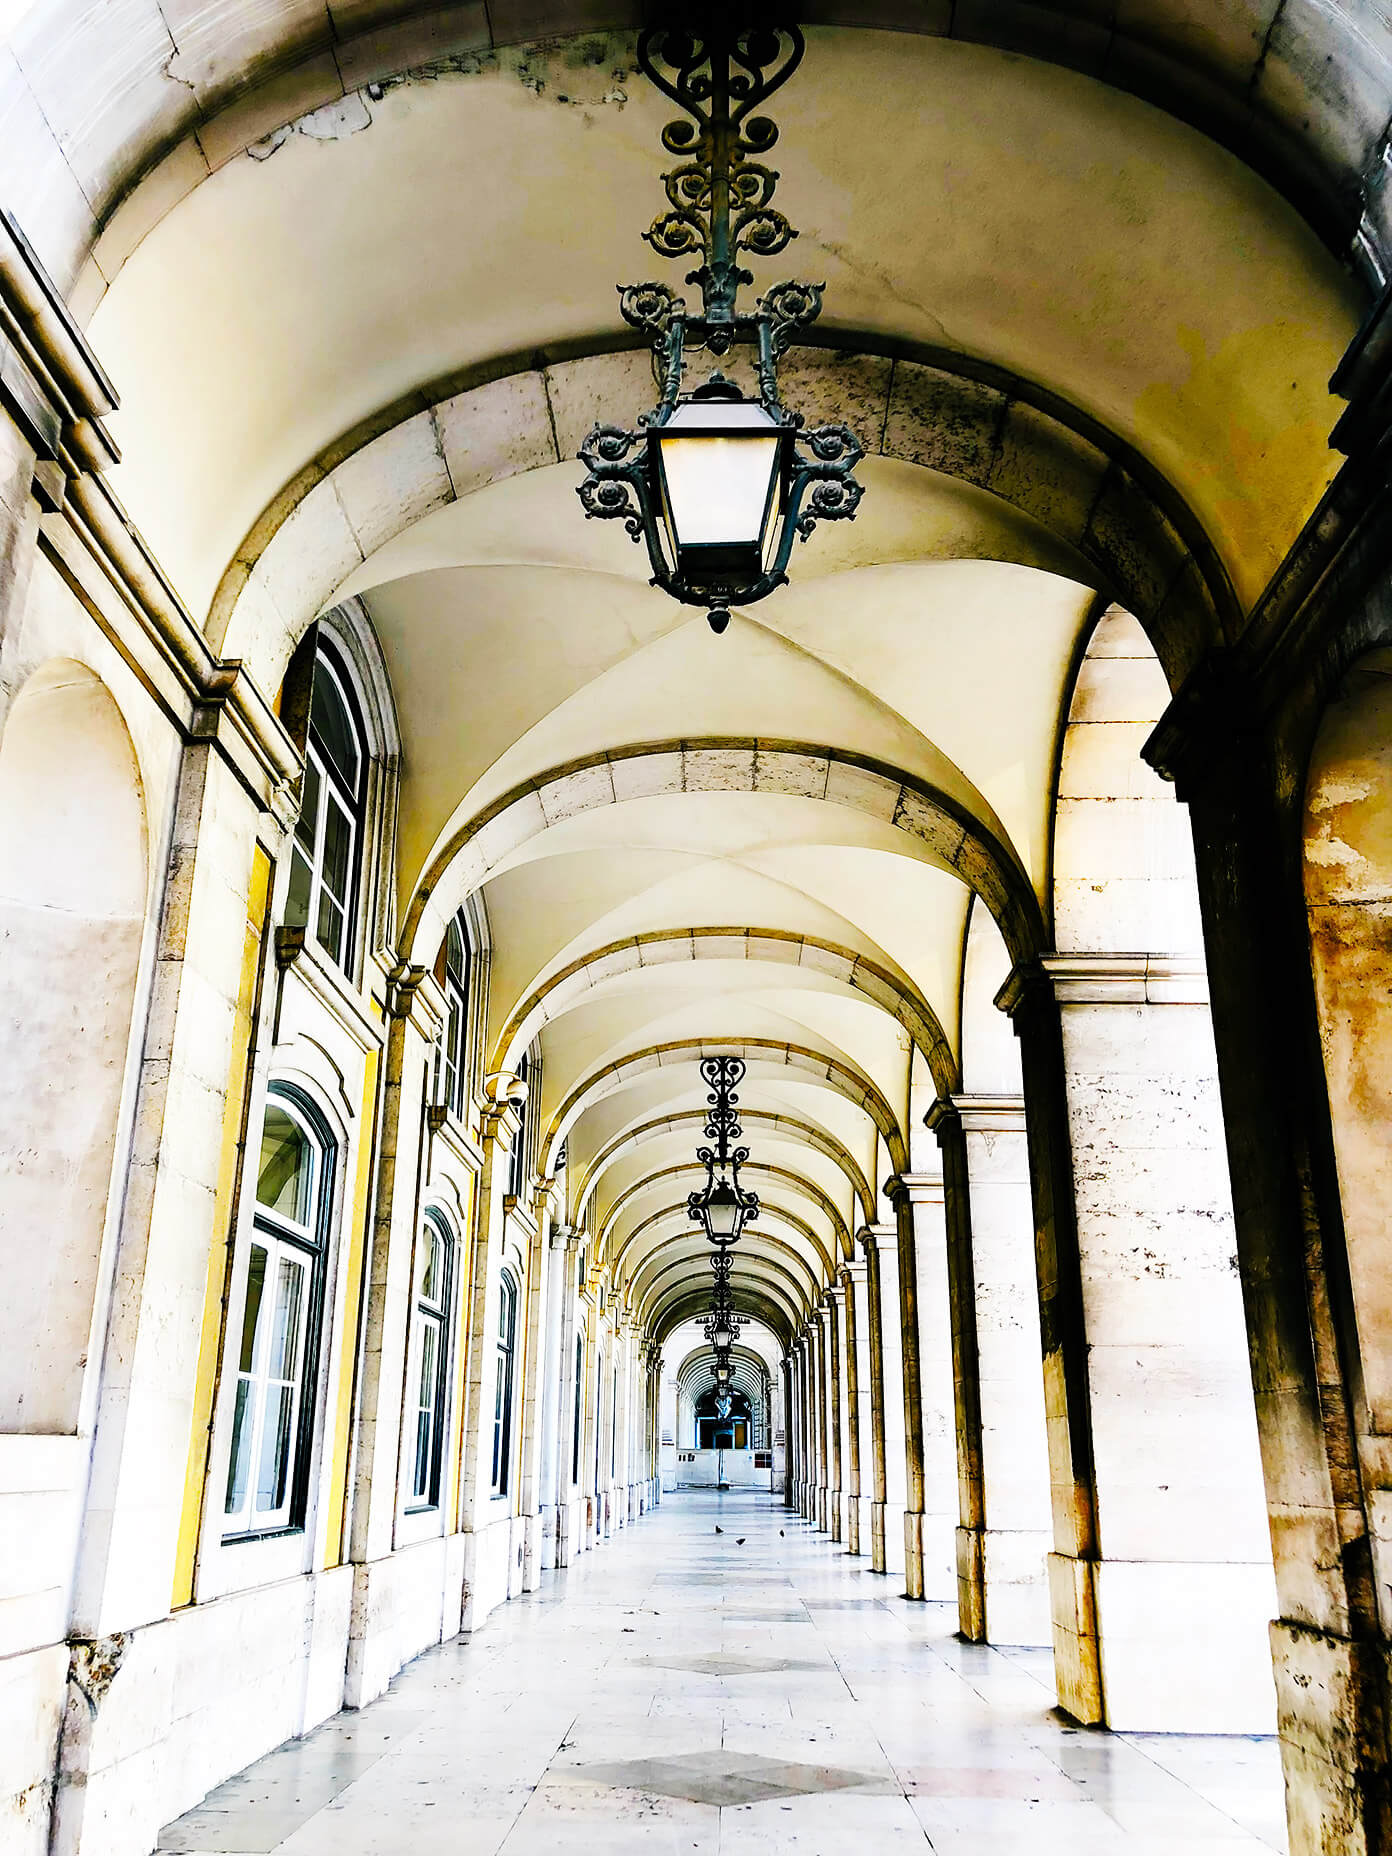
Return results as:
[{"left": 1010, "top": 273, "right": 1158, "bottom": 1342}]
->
[{"left": 1040, "top": 952, "right": 1209, "bottom": 1005}]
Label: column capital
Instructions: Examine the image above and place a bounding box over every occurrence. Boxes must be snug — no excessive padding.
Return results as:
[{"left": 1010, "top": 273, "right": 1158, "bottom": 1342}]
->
[
  {"left": 823, "top": 1280, "right": 846, "bottom": 1309},
  {"left": 950, "top": 1093, "right": 1026, "bottom": 1135},
  {"left": 883, "top": 1171, "right": 944, "bottom": 1207},
  {"left": 548, "top": 1217, "right": 573, "bottom": 1251},
  {"left": 993, "top": 958, "right": 1051, "bottom": 1021},
  {"left": 1040, "top": 951, "right": 1209, "bottom": 1005},
  {"left": 857, "top": 1222, "right": 896, "bottom": 1257},
  {"left": 838, "top": 1257, "right": 867, "bottom": 1287}
]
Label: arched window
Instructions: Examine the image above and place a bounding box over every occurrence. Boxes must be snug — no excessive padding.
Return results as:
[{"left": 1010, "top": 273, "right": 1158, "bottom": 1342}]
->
[
  {"left": 491, "top": 1271, "right": 519, "bottom": 1496},
  {"left": 435, "top": 912, "right": 471, "bottom": 1120},
  {"left": 409, "top": 1211, "right": 453, "bottom": 1509},
  {"left": 286, "top": 645, "right": 365, "bottom": 971},
  {"left": 571, "top": 1332, "right": 584, "bottom": 1486},
  {"left": 224, "top": 1088, "right": 333, "bottom": 1536}
]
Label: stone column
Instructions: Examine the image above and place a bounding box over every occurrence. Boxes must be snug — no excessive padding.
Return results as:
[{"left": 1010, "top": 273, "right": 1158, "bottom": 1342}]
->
[
  {"left": 926, "top": 1101, "right": 987, "bottom": 1639},
  {"left": 809, "top": 1317, "right": 829, "bottom": 1531},
  {"left": 552, "top": 1234, "right": 582, "bottom": 1567},
  {"left": 870, "top": 1222, "right": 909, "bottom": 1578},
  {"left": 823, "top": 1288, "right": 844, "bottom": 1542},
  {"left": 579, "top": 1298, "right": 600, "bottom": 1552},
  {"left": 842, "top": 1258, "right": 868, "bottom": 1555},
  {"left": 945, "top": 1096, "right": 1053, "bottom": 1647},
  {"left": 891, "top": 1171, "right": 957, "bottom": 1602},
  {"left": 997, "top": 968, "right": 1104, "bottom": 1722},
  {"left": 457, "top": 1083, "right": 525, "bottom": 1630},
  {"left": 1042, "top": 954, "right": 1276, "bottom": 1730},
  {"left": 798, "top": 1337, "right": 814, "bottom": 1520},
  {"left": 859, "top": 1227, "right": 891, "bottom": 1571},
  {"left": 780, "top": 1354, "right": 795, "bottom": 1506},
  {"left": 517, "top": 1182, "right": 558, "bottom": 1591},
  {"left": 536, "top": 1221, "right": 568, "bottom": 1572},
  {"left": 885, "top": 1181, "right": 929, "bottom": 1599}
]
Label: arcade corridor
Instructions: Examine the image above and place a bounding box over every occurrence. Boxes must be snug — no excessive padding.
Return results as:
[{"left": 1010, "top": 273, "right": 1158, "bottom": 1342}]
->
[{"left": 158, "top": 1494, "right": 1287, "bottom": 1855}]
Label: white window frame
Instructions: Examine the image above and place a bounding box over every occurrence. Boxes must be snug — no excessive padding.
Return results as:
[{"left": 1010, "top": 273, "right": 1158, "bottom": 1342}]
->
[
  {"left": 406, "top": 1211, "right": 453, "bottom": 1513},
  {"left": 286, "top": 650, "right": 364, "bottom": 974},
  {"left": 491, "top": 1271, "right": 519, "bottom": 1498},
  {"left": 222, "top": 1090, "right": 331, "bottom": 1541}
]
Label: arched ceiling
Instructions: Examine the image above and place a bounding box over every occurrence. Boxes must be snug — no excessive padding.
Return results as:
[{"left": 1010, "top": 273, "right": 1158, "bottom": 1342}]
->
[
  {"left": 35, "top": 23, "right": 1356, "bottom": 623},
  {"left": 4, "top": 8, "right": 1374, "bottom": 1359}
]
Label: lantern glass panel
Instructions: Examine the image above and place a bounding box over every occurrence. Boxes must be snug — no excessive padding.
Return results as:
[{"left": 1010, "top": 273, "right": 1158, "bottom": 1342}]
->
[
  {"left": 704, "top": 1178, "right": 741, "bottom": 1241},
  {"left": 653, "top": 399, "right": 784, "bottom": 586}
]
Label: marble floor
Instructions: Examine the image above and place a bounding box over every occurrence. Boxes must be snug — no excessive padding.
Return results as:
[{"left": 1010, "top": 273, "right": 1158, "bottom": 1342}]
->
[{"left": 158, "top": 1492, "right": 1289, "bottom": 1855}]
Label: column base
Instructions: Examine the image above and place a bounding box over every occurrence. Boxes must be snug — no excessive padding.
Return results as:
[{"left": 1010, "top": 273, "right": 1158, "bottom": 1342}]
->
[
  {"left": 1048, "top": 1551, "right": 1103, "bottom": 1723},
  {"left": 539, "top": 1503, "right": 557, "bottom": 1572},
  {"left": 956, "top": 1525, "right": 985, "bottom": 1640},
  {"left": 1272, "top": 1618, "right": 1392, "bottom": 1856},
  {"left": 816, "top": 1485, "right": 828, "bottom": 1532},
  {"left": 829, "top": 1487, "right": 842, "bottom": 1542},
  {"left": 871, "top": 1500, "right": 886, "bottom": 1572},
  {"left": 903, "top": 1509, "right": 925, "bottom": 1601},
  {"left": 555, "top": 1501, "right": 571, "bottom": 1568},
  {"left": 519, "top": 1509, "right": 542, "bottom": 1591},
  {"left": 845, "top": 1492, "right": 863, "bottom": 1556}
]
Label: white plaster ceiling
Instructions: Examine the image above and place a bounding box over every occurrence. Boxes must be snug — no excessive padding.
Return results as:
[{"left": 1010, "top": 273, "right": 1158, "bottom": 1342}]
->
[{"left": 6, "top": 12, "right": 1364, "bottom": 1349}]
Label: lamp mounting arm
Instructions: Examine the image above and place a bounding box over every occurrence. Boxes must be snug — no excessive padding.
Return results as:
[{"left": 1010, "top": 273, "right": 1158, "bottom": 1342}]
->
[{"left": 638, "top": 14, "right": 804, "bottom": 326}]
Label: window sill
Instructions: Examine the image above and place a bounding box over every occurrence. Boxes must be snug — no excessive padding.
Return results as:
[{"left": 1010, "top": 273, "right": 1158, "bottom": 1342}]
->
[
  {"left": 278, "top": 924, "right": 382, "bottom": 1056},
  {"left": 221, "top": 1522, "right": 305, "bottom": 1546}
]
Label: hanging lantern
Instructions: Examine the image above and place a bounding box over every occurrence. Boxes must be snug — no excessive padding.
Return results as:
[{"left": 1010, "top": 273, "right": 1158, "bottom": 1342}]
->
[
  {"left": 577, "top": 18, "right": 863, "bottom": 634},
  {"left": 688, "top": 1056, "right": 760, "bottom": 1247}
]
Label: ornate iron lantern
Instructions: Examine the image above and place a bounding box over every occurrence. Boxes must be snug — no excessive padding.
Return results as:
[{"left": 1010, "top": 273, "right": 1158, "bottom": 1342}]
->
[
  {"left": 688, "top": 1055, "right": 760, "bottom": 1246},
  {"left": 577, "top": 12, "right": 864, "bottom": 633}
]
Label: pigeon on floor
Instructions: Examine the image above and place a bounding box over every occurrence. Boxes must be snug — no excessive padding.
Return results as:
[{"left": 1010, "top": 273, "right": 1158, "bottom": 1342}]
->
[
  {"left": 736, "top": 1537, "right": 746, "bottom": 1545},
  {"left": 779, "top": 1529, "right": 785, "bottom": 1536},
  {"left": 714, "top": 1525, "right": 723, "bottom": 1534}
]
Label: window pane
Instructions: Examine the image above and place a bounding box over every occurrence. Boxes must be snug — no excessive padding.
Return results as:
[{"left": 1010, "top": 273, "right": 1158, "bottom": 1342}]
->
[
  {"left": 267, "top": 1254, "right": 305, "bottom": 1380},
  {"left": 316, "top": 892, "right": 345, "bottom": 964},
  {"left": 238, "top": 1243, "right": 269, "bottom": 1372},
  {"left": 417, "top": 1319, "right": 437, "bottom": 1408},
  {"left": 256, "top": 1108, "right": 314, "bottom": 1225},
  {"left": 321, "top": 793, "right": 352, "bottom": 905},
  {"left": 310, "top": 663, "right": 360, "bottom": 793},
  {"left": 295, "top": 757, "right": 321, "bottom": 853},
  {"left": 255, "top": 1383, "right": 295, "bottom": 1513},
  {"left": 420, "top": 1226, "right": 439, "bottom": 1302},
  {"left": 286, "top": 845, "right": 313, "bottom": 928},
  {"left": 414, "top": 1407, "right": 432, "bottom": 1501},
  {"left": 224, "top": 1379, "right": 253, "bottom": 1513},
  {"left": 445, "top": 916, "right": 465, "bottom": 982}
]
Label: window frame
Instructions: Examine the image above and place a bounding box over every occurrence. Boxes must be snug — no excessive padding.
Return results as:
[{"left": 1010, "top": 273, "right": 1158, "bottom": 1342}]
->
[
  {"left": 571, "top": 1332, "right": 584, "bottom": 1487},
  {"left": 286, "top": 644, "right": 368, "bottom": 976},
  {"left": 406, "top": 1209, "right": 454, "bottom": 1513},
  {"left": 491, "top": 1269, "right": 519, "bottom": 1499},
  {"left": 222, "top": 1084, "right": 335, "bottom": 1543},
  {"left": 434, "top": 913, "right": 472, "bottom": 1122}
]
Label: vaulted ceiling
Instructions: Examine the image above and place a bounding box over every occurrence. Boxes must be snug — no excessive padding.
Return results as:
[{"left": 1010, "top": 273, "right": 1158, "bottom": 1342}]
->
[{"left": 2, "top": 2, "right": 1373, "bottom": 1349}]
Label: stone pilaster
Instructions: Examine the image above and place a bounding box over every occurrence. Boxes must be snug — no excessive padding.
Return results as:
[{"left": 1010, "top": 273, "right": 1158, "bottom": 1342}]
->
[
  {"left": 926, "top": 1100, "right": 987, "bottom": 1640},
  {"left": 996, "top": 966, "right": 1103, "bottom": 1722},
  {"left": 457, "top": 1080, "right": 525, "bottom": 1630},
  {"left": 841, "top": 1258, "right": 867, "bottom": 1555},
  {"left": 889, "top": 1170, "right": 957, "bottom": 1602},
  {"left": 859, "top": 1227, "right": 892, "bottom": 1572},
  {"left": 822, "top": 1288, "right": 844, "bottom": 1542}
]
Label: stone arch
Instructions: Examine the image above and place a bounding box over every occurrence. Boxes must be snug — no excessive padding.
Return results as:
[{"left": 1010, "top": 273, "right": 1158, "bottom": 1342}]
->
[
  {"left": 614, "top": 1203, "right": 835, "bottom": 1296},
  {"left": 540, "top": 1034, "right": 909, "bottom": 1181},
  {"left": 631, "top": 1241, "right": 818, "bottom": 1329},
  {"left": 655, "top": 1286, "right": 793, "bottom": 1349},
  {"left": 597, "top": 1163, "right": 851, "bottom": 1266},
  {"left": 0, "top": 659, "right": 148, "bottom": 1432},
  {"left": 406, "top": 739, "right": 1041, "bottom": 978},
  {"left": 1304, "top": 647, "right": 1392, "bottom": 1433},
  {"left": 494, "top": 925, "right": 955, "bottom": 1092},
  {"left": 575, "top": 1109, "right": 876, "bottom": 1229},
  {"left": 212, "top": 344, "right": 1232, "bottom": 702}
]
